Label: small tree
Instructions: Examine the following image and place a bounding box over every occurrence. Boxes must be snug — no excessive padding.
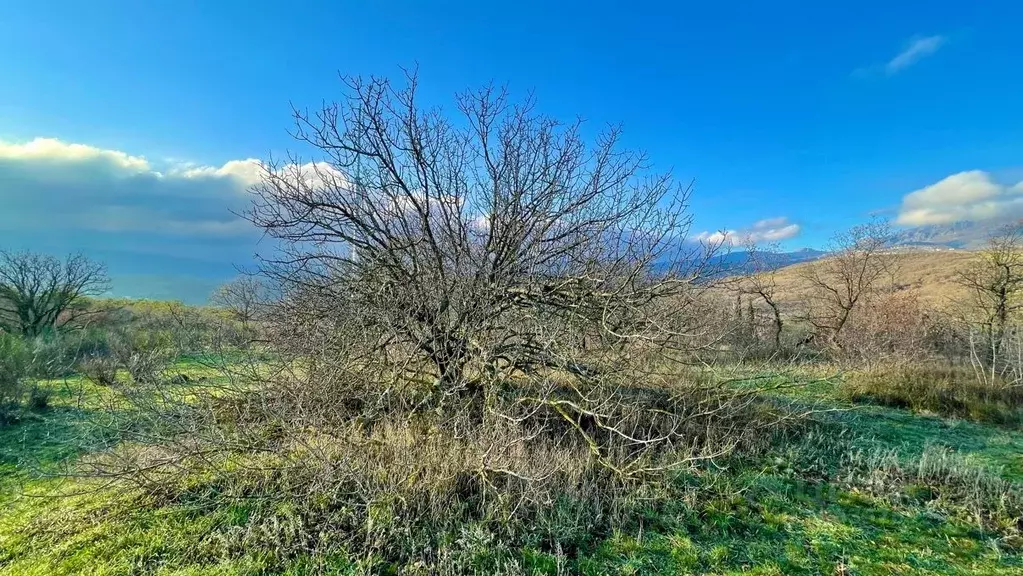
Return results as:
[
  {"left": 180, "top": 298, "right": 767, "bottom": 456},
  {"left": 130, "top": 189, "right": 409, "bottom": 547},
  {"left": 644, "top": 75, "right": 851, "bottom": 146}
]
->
[
  {"left": 0, "top": 332, "right": 30, "bottom": 420},
  {"left": 799, "top": 220, "right": 897, "bottom": 349},
  {"left": 73, "top": 74, "right": 816, "bottom": 560},
  {"left": 955, "top": 226, "right": 1023, "bottom": 381},
  {"left": 737, "top": 241, "right": 784, "bottom": 349},
  {"left": 209, "top": 276, "right": 270, "bottom": 328},
  {"left": 0, "top": 251, "right": 109, "bottom": 338}
]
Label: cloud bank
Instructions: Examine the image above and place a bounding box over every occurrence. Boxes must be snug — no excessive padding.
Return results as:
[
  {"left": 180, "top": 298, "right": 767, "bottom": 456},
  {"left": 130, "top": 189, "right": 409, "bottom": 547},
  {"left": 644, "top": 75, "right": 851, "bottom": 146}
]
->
[
  {"left": 696, "top": 217, "right": 801, "bottom": 246},
  {"left": 0, "top": 138, "right": 266, "bottom": 301},
  {"left": 896, "top": 171, "right": 1023, "bottom": 226},
  {"left": 0, "top": 138, "right": 262, "bottom": 239}
]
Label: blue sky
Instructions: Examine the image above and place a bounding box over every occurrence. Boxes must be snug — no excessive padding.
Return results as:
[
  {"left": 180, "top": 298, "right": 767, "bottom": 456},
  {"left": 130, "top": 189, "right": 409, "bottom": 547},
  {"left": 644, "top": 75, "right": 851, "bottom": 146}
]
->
[{"left": 1, "top": 1, "right": 1022, "bottom": 301}]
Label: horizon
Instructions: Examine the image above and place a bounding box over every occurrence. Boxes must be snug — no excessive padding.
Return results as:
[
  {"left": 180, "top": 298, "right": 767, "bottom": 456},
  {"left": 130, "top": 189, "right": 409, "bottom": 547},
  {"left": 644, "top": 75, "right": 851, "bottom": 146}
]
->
[{"left": 2, "top": 1, "right": 1021, "bottom": 303}]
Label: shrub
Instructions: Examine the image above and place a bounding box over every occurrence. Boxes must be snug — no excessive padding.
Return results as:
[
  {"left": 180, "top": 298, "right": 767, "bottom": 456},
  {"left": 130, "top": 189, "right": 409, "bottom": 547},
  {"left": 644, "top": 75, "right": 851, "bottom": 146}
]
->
[
  {"left": 0, "top": 332, "right": 30, "bottom": 421},
  {"left": 16, "top": 328, "right": 113, "bottom": 380},
  {"left": 108, "top": 335, "right": 172, "bottom": 385},
  {"left": 83, "top": 363, "right": 806, "bottom": 572},
  {"left": 29, "top": 331, "right": 83, "bottom": 379},
  {"left": 124, "top": 349, "right": 172, "bottom": 384},
  {"left": 78, "top": 354, "right": 119, "bottom": 386},
  {"left": 119, "top": 301, "right": 234, "bottom": 355},
  {"left": 27, "top": 384, "right": 51, "bottom": 411}
]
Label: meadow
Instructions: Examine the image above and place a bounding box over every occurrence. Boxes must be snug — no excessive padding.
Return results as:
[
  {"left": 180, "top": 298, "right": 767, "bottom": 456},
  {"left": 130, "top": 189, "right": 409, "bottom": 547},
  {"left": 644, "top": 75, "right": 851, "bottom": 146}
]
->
[{"left": 2, "top": 352, "right": 1022, "bottom": 575}]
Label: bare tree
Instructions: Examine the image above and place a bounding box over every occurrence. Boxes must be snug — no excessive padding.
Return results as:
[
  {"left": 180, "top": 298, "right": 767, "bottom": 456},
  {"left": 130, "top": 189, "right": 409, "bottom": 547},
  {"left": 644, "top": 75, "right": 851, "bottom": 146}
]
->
[
  {"left": 0, "top": 251, "right": 109, "bottom": 338},
  {"left": 799, "top": 220, "right": 897, "bottom": 349},
  {"left": 248, "top": 71, "right": 719, "bottom": 401},
  {"left": 955, "top": 226, "right": 1023, "bottom": 381},
  {"left": 737, "top": 241, "right": 784, "bottom": 349},
  {"left": 70, "top": 75, "right": 822, "bottom": 571},
  {"left": 209, "top": 276, "right": 270, "bottom": 328}
]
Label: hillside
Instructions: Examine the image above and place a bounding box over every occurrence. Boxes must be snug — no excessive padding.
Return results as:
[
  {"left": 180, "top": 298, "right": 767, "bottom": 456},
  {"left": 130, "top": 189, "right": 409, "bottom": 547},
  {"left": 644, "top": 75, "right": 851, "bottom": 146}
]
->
[{"left": 770, "top": 249, "right": 981, "bottom": 310}]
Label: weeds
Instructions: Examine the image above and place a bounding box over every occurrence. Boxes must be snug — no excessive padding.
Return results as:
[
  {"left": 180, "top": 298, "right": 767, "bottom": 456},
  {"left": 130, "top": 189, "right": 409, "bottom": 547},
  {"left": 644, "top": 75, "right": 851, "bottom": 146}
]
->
[
  {"left": 841, "top": 444, "right": 1023, "bottom": 534},
  {"left": 841, "top": 364, "right": 1023, "bottom": 426}
]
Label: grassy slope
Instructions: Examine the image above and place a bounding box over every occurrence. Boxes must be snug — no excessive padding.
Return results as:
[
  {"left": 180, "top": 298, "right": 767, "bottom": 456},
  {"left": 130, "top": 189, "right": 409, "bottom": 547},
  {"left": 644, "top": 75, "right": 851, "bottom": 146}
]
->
[
  {"left": 1, "top": 365, "right": 1021, "bottom": 575},
  {"left": 770, "top": 250, "right": 979, "bottom": 310}
]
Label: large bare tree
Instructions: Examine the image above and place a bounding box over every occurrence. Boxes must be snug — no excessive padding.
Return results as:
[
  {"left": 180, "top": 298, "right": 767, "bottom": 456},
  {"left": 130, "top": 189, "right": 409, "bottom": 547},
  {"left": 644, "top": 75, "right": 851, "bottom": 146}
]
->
[
  {"left": 74, "top": 76, "right": 814, "bottom": 558},
  {"left": 0, "top": 251, "right": 109, "bottom": 338},
  {"left": 799, "top": 220, "right": 897, "bottom": 348},
  {"left": 248, "top": 71, "right": 719, "bottom": 402}
]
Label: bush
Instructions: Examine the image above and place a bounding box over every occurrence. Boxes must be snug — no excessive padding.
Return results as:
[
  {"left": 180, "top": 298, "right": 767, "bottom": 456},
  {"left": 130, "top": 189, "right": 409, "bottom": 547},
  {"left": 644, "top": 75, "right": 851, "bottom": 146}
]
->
[
  {"left": 17, "top": 328, "right": 113, "bottom": 380},
  {"left": 27, "top": 384, "right": 51, "bottom": 411},
  {"left": 124, "top": 350, "right": 172, "bottom": 384},
  {"left": 0, "top": 332, "right": 30, "bottom": 421},
  {"left": 78, "top": 354, "right": 119, "bottom": 386},
  {"left": 833, "top": 292, "right": 934, "bottom": 368},
  {"left": 117, "top": 300, "right": 235, "bottom": 355},
  {"left": 85, "top": 363, "right": 804, "bottom": 572},
  {"left": 107, "top": 328, "right": 173, "bottom": 384}
]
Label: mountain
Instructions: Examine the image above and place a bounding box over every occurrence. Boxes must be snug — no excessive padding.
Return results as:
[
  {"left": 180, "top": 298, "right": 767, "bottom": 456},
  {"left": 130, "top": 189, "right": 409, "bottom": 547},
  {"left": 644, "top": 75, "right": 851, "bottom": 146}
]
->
[
  {"left": 705, "top": 248, "right": 828, "bottom": 276},
  {"left": 891, "top": 218, "right": 1023, "bottom": 249}
]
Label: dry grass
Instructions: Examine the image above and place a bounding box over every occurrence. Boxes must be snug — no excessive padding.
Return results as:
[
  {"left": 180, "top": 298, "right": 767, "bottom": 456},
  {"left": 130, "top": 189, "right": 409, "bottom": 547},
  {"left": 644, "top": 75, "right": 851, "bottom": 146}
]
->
[
  {"left": 840, "top": 364, "right": 1023, "bottom": 427},
  {"left": 60, "top": 361, "right": 814, "bottom": 573},
  {"left": 5, "top": 361, "right": 1023, "bottom": 574},
  {"left": 771, "top": 250, "right": 979, "bottom": 311}
]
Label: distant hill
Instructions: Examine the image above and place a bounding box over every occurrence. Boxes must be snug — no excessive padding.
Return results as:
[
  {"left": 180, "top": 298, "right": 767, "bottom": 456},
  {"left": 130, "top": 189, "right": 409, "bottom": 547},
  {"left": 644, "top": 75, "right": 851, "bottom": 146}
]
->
[
  {"left": 742, "top": 219, "right": 1021, "bottom": 307},
  {"left": 703, "top": 248, "right": 828, "bottom": 277},
  {"left": 770, "top": 250, "right": 981, "bottom": 311},
  {"left": 891, "top": 218, "right": 1023, "bottom": 250},
  {"left": 87, "top": 219, "right": 1022, "bottom": 304},
  {"left": 697, "top": 219, "right": 1018, "bottom": 279}
]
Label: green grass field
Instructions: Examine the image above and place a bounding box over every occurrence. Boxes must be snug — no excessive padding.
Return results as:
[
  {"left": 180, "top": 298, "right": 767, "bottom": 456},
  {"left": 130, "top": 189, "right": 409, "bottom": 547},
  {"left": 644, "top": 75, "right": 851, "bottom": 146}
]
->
[{"left": 2, "top": 363, "right": 1022, "bottom": 575}]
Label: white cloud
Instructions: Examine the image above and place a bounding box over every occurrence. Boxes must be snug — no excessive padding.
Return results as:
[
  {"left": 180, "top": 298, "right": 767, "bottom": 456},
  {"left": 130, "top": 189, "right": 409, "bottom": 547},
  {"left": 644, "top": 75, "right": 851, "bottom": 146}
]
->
[
  {"left": 0, "top": 136, "right": 276, "bottom": 287},
  {"left": 0, "top": 137, "right": 291, "bottom": 300},
  {"left": 749, "top": 216, "right": 788, "bottom": 229},
  {"left": 696, "top": 217, "right": 801, "bottom": 246},
  {"left": 264, "top": 161, "right": 348, "bottom": 192},
  {"left": 885, "top": 35, "right": 946, "bottom": 75},
  {"left": 896, "top": 170, "right": 1023, "bottom": 226},
  {"left": 0, "top": 138, "right": 372, "bottom": 301},
  {"left": 0, "top": 137, "right": 265, "bottom": 238},
  {"left": 695, "top": 230, "right": 732, "bottom": 246},
  {"left": 0, "top": 137, "right": 151, "bottom": 172},
  {"left": 178, "top": 158, "right": 264, "bottom": 186}
]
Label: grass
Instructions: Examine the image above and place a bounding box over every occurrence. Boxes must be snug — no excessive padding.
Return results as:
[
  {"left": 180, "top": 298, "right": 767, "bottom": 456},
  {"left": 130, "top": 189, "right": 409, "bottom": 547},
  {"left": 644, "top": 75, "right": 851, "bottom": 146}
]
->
[
  {"left": 841, "top": 365, "right": 1023, "bottom": 428},
  {"left": 1, "top": 363, "right": 1022, "bottom": 574},
  {"left": 584, "top": 476, "right": 1018, "bottom": 575}
]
